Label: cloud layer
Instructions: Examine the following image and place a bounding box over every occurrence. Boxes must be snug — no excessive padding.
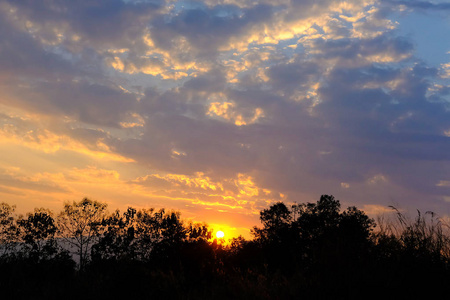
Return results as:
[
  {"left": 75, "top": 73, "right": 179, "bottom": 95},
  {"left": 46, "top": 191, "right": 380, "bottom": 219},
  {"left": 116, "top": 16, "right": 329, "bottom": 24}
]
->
[{"left": 0, "top": 0, "right": 449, "bottom": 237}]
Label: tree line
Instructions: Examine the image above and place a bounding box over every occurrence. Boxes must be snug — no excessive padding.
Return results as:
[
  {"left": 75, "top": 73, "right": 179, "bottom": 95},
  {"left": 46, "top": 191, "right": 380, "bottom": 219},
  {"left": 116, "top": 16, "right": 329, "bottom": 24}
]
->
[{"left": 1, "top": 195, "right": 450, "bottom": 299}]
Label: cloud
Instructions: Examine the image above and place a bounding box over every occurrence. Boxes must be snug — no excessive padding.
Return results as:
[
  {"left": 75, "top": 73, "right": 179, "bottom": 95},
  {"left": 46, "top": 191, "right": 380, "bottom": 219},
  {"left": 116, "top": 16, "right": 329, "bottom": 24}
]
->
[
  {"left": 149, "top": 3, "right": 276, "bottom": 57},
  {"left": 382, "top": 0, "right": 450, "bottom": 11},
  {"left": 0, "top": 113, "right": 134, "bottom": 162},
  {"left": 0, "top": 0, "right": 449, "bottom": 227},
  {"left": 0, "top": 167, "right": 69, "bottom": 194}
]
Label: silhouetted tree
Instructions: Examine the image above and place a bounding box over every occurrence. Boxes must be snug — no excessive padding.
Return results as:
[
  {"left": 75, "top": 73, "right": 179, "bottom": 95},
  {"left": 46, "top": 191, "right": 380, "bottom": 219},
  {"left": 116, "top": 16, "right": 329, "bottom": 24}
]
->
[
  {"left": 17, "top": 208, "right": 64, "bottom": 261},
  {"left": 92, "top": 207, "right": 191, "bottom": 262},
  {"left": 91, "top": 207, "right": 138, "bottom": 261},
  {"left": 57, "top": 198, "right": 107, "bottom": 269},
  {"left": 252, "top": 202, "right": 292, "bottom": 244},
  {"left": 149, "top": 210, "right": 187, "bottom": 265},
  {"left": 0, "top": 202, "right": 19, "bottom": 257},
  {"left": 295, "top": 194, "right": 341, "bottom": 239},
  {"left": 133, "top": 208, "right": 169, "bottom": 260},
  {"left": 340, "top": 206, "right": 375, "bottom": 245},
  {"left": 2, "top": 195, "right": 450, "bottom": 299},
  {"left": 187, "top": 222, "right": 212, "bottom": 241}
]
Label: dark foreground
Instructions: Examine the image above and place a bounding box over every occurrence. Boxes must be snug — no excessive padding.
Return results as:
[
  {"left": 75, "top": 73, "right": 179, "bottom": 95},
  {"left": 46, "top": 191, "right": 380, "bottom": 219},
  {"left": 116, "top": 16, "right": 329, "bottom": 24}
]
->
[{"left": 1, "top": 195, "right": 450, "bottom": 299}]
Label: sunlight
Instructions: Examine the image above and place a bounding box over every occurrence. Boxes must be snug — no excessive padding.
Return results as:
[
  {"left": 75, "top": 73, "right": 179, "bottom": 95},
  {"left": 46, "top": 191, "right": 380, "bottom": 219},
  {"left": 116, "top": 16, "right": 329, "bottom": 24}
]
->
[{"left": 216, "top": 230, "right": 225, "bottom": 239}]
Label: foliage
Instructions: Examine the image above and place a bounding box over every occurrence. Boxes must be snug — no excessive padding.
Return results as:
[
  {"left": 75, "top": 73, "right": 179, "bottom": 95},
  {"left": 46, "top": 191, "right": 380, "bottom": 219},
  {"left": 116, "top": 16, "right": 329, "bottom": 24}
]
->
[
  {"left": 57, "top": 197, "right": 108, "bottom": 269},
  {"left": 91, "top": 207, "right": 138, "bottom": 261},
  {"left": 0, "top": 202, "right": 19, "bottom": 256},
  {"left": 1, "top": 195, "right": 450, "bottom": 299},
  {"left": 17, "top": 208, "right": 68, "bottom": 261}
]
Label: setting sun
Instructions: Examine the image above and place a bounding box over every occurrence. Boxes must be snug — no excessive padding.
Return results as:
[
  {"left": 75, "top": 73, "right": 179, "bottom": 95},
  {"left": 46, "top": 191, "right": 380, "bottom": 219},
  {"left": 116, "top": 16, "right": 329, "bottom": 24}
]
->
[{"left": 216, "top": 231, "right": 225, "bottom": 239}]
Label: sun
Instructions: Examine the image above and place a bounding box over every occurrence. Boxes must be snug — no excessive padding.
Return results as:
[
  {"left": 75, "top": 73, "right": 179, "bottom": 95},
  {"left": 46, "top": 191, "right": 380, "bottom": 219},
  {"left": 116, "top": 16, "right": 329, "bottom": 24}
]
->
[{"left": 216, "top": 230, "right": 225, "bottom": 239}]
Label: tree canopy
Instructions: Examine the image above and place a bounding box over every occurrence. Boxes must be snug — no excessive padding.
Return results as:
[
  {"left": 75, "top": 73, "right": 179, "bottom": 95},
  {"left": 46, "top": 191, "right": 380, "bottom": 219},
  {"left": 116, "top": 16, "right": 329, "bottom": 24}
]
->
[{"left": 1, "top": 195, "right": 450, "bottom": 299}]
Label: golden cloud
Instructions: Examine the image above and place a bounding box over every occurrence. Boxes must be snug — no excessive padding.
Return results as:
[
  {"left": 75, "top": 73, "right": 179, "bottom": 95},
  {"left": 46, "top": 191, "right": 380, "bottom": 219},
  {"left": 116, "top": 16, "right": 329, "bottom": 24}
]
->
[
  {"left": 0, "top": 124, "right": 134, "bottom": 162},
  {"left": 207, "top": 95, "right": 265, "bottom": 126}
]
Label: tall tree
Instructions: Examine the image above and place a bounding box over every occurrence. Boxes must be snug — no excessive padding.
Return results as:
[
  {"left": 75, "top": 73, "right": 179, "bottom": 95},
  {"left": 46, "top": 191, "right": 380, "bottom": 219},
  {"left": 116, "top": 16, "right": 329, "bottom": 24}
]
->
[
  {"left": 252, "top": 202, "right": 292, "bottom": 244},
  {"left": 57, "top": 198, "right": 107, "bottom": 270},
  {"left": 91, "top": 207, "right": 138, "bottom": 261},
  {"left": 18, "top": 208, "right": 61, "bottom": 261},
  {"left": 0, "top": 202, "right": 19, "bottom": 257},
  {"left": 135, "top": 208, "right": 187, "bottom": 261}
]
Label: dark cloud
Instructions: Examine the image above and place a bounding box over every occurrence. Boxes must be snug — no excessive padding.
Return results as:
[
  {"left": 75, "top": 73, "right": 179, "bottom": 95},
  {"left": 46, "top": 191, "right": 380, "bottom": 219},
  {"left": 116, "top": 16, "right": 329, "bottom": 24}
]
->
[
  {"left": 149, "top": 3, "right": 275, "bottom": 59},
  {"left": 6, "top": 0, "right": 162, "bottom": 43},
  {"left": 1, "top": 79, "right": 138, "bottom": 128},
  {"left": 311, "top": 58, "right": 450, "bottom": 203},
  {"left": 183, "top": 69, "right": 228, "bottom": 92},
  {"left": 267, "top": 60, "right": 321, "bottom": 95},
  {"left": 0, "top": 16, "right": 77, "bottom": 79},
  {"left": 311, "top": 33, "right": 413, "bottom": 65}
]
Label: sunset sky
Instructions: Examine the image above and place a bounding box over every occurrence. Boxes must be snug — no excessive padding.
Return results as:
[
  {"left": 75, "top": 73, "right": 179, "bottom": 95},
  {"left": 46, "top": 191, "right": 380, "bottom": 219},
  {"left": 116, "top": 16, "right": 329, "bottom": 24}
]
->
[{"left": 1, "top": 0, "right": 449, "bottom": 238}]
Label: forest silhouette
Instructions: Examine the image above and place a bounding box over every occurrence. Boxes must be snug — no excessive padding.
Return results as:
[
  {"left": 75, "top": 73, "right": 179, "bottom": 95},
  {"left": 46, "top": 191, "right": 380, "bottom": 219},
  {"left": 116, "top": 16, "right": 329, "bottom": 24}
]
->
[{"left": 1, "top": 195, "right": 450, "bottom": 299}]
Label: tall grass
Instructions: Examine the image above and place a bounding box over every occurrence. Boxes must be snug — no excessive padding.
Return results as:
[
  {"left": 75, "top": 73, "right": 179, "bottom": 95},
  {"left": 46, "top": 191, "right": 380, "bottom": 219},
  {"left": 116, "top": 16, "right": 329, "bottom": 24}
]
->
[{"left": 375, "top": 206, "right": 450, "bottom": 261}]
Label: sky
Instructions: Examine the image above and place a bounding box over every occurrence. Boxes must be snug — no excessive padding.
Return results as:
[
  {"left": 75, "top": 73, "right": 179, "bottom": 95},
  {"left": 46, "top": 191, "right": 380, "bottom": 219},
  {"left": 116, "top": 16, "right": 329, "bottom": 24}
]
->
[{"left": 0, "top": 0, "right": 449, "bottom": 238}]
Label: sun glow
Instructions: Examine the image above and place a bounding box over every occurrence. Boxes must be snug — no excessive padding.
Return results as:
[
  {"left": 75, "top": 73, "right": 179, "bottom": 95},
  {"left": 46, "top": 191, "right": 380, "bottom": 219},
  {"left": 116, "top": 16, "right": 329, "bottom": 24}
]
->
[{"left": 216, "top": 230, "right": 225, "bottom": 239}]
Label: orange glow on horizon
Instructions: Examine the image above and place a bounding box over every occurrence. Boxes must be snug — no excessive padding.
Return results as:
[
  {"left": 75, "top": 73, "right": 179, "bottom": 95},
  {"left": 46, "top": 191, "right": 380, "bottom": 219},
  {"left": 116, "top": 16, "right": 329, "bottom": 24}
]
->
[{"left": 208, "top": 222, "right": 251, "bottom": 242}]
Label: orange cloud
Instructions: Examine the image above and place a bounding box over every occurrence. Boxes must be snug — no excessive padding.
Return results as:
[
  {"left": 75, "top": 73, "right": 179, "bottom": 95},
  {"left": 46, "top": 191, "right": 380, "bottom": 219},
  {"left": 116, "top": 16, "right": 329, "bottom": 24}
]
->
[
  {"left": 0, "top": 125, "right": 134, "bottom": 162},
  {"left": 207, "top": 98, "right": 265, "bottom": 126}
]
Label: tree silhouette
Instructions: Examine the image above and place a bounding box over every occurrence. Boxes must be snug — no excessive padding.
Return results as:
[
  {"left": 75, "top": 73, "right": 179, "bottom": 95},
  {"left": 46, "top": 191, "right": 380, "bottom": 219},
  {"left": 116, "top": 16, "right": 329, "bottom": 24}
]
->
[
  {"left": 0, "top": 202, "right": 19, "bottom": 257},
  {"left": 91, "top": 207, "right": 138, "bottom": 261},
  {"left": 2, "top": 195, "right": 450, "bottom": 299},
  {"left": 147, "top": 210, "right": 187, "bottom": 265},
  {"left": 17, "top": 208, "right": 64, "bottom": 261},
  {"left": 92, "top": 207, "right": 191, "bottom": 262},
  {"left": 187, "top": 222, "right": 212, "bottom": 241},
  {"left": 252, "top": 202, "right": 292, "bottom": 244},
  {"left": 132, "top": 208, "right": 178, "bottom": 260},
  {"left": 57, "top": 198, "right": 107, "bottom": 270}
]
